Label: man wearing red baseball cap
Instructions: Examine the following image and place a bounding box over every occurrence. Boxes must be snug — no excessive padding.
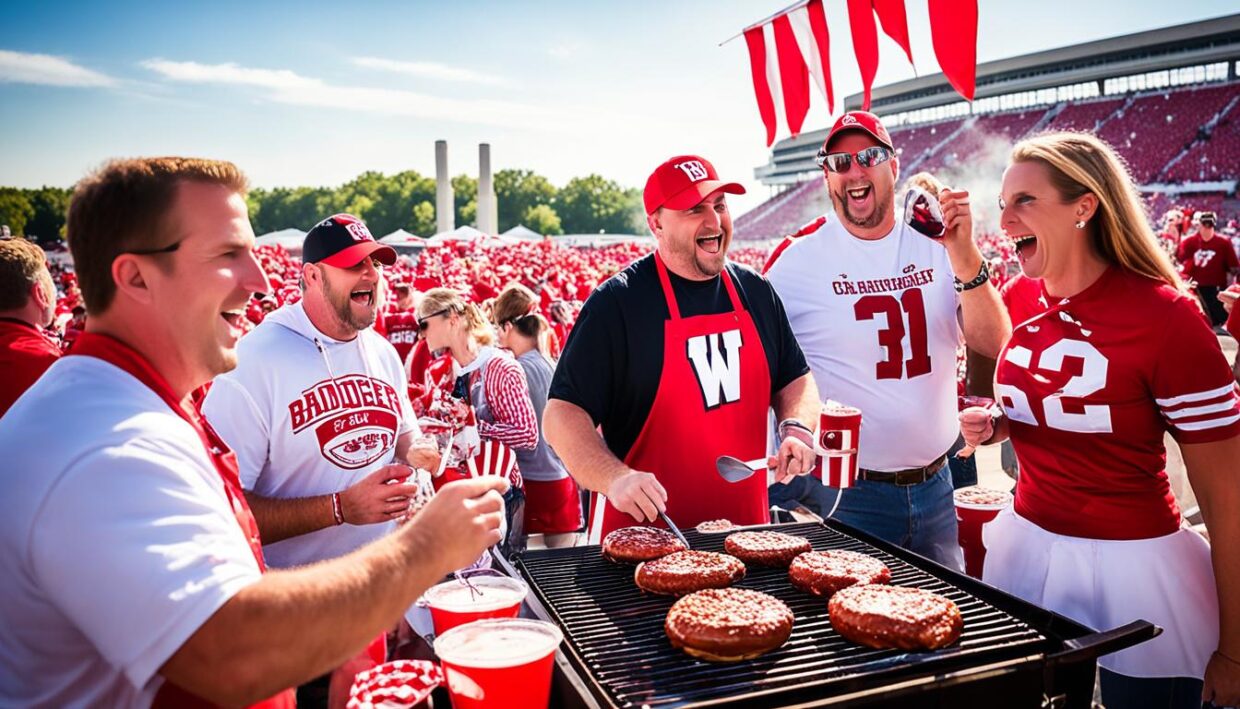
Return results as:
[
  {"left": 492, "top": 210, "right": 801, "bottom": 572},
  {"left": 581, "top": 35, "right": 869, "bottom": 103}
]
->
[
  {"left": 546, "top": 154, "right": 821, "bottom": 541},
  {"left": 764, "top": 111, "right": 1009, "bottom": 569}
]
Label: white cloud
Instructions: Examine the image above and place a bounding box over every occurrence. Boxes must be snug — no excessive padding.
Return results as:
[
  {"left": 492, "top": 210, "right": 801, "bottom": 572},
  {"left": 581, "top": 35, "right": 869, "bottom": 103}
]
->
[
  {"left": 140, "top": 58, "right": 562, "bottom": 130},
  {"left": 547, "top": 43, "right": 581, "bottom": 60},
  {"left": 0, "top": 49, "right": 115, "bottom": 87},
  {"left": 351, "top": 57, "right": 506, "bottom": 86}
]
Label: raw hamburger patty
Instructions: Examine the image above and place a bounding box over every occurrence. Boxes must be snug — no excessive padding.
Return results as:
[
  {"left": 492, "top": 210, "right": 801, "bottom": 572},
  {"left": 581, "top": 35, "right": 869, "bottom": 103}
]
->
[
  {"left": 828, "top": 584, "right": 963, "bottom": 651},
  {"left": 635, "top": 551, "right": 746, "bottom": 596},
  {"left": 602, "top": 526, "right": 687, "bottom": 563},
  {"left": 665, "top": 588, "right": 794, "bottom": 662},
  {"left": 723, "top": 531, "right": 811, "bottom": 567},
  {"left": 788, "top": 550, "right": 891, "bottom": 597}
]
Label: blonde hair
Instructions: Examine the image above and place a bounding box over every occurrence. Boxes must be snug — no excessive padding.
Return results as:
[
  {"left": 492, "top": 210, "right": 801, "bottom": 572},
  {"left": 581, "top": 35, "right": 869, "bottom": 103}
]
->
[
  {"left": 418, "top": 287, "right": 494, "bottom": 346},
  {"left": 492, "top": 283, "right": 551, "bottom": 354},
  {"left": 1011, "top": 132, "right": 1185, "bottom": 292},
  {"left": 905, "top": 171, "right": 944, "bottom": 195}
]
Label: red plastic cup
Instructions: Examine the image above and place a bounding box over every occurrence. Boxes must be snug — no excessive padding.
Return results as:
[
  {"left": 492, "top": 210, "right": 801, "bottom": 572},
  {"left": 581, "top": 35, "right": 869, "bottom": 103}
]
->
[
  {"left": 434, "top": 618, "right": 563, "bottom": 709},
  {"left": 815, "top": 401, "right": 862, "bottom": 488},
  {"left": 423, "top": 575, "right": 528, "bottom": 636},
  {"left": 953, "top": 486, "right": 1014, "bottom": 578}
]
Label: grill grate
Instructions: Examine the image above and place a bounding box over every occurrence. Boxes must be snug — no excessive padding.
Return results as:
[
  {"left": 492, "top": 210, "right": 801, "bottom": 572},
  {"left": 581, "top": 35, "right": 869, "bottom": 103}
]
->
[{"left": 515, "top": 521, "right": 1056, "bottom": 708}]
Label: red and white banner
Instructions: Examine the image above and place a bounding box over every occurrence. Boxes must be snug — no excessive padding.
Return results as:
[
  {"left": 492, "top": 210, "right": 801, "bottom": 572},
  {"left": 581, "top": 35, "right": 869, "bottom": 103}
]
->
[{"left": 738, "top": 0, "right": 977, "bottom": 144}]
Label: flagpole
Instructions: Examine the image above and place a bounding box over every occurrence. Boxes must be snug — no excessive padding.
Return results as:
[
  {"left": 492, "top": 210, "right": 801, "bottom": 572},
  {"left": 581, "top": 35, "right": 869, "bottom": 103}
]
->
[{"left": 718, "top": 0, "right": 812, "bottom": 46}]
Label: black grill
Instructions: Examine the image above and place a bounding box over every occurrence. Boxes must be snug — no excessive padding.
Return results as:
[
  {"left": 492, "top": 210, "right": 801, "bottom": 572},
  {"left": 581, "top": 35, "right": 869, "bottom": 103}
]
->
[{"left": 503, "top": 520, "right": 1156, "bottom": 708}]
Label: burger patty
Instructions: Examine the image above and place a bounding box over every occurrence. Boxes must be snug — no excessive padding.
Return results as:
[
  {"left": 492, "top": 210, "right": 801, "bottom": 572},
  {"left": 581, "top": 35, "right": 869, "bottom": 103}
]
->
[
  {"left": 788, "top": 550, "right": 891, "bottom": 597},
  {"left": 602, "top": 526, "right": 687, "bottom": 563},
  {"left": 828, "top": 584, "right": 963, "bottom": 651},
  {"left": 695, "top": 519, "right": 737, "bottom": 534},
  {"left": 723, "top": 531, "right": 812, "bottom": 567},
  {"left": 665, "top": 588, "right": 794, "bottom": 662},
  {"left": 635, "top": 551, "right": 746, "bottom": 596}
]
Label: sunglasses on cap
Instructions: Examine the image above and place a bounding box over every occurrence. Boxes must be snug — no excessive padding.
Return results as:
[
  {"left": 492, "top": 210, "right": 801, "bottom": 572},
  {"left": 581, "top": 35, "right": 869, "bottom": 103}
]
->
[
  {"left": 815, "top": 146, "right": 893, "bottom": 174},
  {"left": 416, "top": 308, "right": 449, "bottom": 332}
]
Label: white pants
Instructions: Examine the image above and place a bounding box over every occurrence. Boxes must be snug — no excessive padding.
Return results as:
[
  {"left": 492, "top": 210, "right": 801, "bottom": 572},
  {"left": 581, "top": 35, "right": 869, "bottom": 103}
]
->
[{"left": 983, "top": 508, "right": 1217, "bottom": 678}]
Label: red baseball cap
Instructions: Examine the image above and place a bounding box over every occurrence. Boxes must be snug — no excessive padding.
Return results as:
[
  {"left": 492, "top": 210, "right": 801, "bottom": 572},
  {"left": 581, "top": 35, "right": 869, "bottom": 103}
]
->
[
  {"left": 302, "top": 214, "right": 396, "bottom": 268},
  {"left": 643, "top": 155, "right": 746, "bottom": 215},
  {"left": 823, "top": 111, "right": 894, "bottom": 152}
]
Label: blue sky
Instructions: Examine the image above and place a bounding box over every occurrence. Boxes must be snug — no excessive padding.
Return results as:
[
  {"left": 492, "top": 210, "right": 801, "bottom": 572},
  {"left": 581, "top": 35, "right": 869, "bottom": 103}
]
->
[{"left": 2, "top": 0, "right": 1236, "bottom": 217}]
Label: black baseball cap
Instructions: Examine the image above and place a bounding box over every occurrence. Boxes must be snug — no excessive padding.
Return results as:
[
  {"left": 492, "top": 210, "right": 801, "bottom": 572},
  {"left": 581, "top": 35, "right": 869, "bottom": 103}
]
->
[
  {"left": 1199, "top": 211, "right": 1217, "bottom": 226},
  {"left": 302, "top": 214, "right": 396, "bottom": 268}
]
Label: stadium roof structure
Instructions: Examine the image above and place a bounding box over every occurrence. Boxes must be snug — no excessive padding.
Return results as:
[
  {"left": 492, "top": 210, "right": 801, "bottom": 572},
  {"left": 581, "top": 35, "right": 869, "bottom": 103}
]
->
[{"left": 756, "top": 12, "right": 1240, "bottom": 185}]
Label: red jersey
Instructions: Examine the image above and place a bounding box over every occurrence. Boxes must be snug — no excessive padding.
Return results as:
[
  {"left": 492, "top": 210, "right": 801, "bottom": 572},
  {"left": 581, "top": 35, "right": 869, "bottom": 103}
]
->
[
  {"left": 382, "top": 310, "right": 419, "bottom": 363},
  {"left": 0, "top": 318, "right": 61, "bottom": 418},
  {"left": 996, "top": 268, "right": 1240, "bottom": 540},
  {"left": 1176, "top": 233, "right": 1238, "bottom": 287},
  {"left": 999, "top": 273, "right": 1045, "bottom": 327}
]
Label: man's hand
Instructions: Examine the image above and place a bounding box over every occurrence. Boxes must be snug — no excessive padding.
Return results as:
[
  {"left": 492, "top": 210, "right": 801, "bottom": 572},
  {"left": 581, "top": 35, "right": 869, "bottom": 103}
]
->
[
  {"left": 1204, "top": 650, "right": 1240, "bottom": 707},
  {"left": 607, "top": 470, "right": 667, "bottom": 523},
  {"left": 340, "top": 464, "right": 419, "bottom": 524},
  {"left": 406, "top": 439, "right": 442, "bottom": 473},
  {"left": 938, "top": 188, "right": 973, "bottom": 249},
  {"left": 958, "top": 407, "right": 994, "bottom": 450},
  {"left": 773, "top": 430, "right": 816, "bottom": 484},
  {"left": 406, "top": 477, "right": 507, "bottom": 572}
]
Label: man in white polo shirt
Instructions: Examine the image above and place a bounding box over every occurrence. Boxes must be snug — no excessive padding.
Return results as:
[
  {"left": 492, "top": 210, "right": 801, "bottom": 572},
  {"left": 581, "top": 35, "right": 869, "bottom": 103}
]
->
[
  {"left": 765, "top": 112, "right": 1009, "bottom": 568},
  {"left": 0, "top": 158, "right": 506, "bottom": 708}
]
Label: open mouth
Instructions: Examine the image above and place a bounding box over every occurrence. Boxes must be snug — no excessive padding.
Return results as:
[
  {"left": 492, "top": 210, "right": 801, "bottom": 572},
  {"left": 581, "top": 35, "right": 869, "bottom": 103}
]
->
[
  {"left": 846, "top": 185, "right": 872, "bottom": 204},
  {"left": 220, "top": 309, "right": 245, "bottom": 335},
  {"left": 1013, "top": 235, "right": 1038, "bottom": 262},
  {"left": 696, "top": 234, "right": 723, "bottom": 255},
  {"left": 350, "top": 289, "right": 374, "bottom": 307}
]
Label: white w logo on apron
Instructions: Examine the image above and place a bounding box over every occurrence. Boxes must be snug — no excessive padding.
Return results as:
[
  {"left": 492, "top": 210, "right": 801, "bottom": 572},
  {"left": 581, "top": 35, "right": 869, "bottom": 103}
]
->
[{"left": 686, "top": 329, "right": 743, "bottom": 409}]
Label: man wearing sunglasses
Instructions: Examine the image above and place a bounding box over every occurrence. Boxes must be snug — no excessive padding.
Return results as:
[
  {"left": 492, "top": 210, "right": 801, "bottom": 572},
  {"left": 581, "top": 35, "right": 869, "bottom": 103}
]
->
[
  {"left": 545, "top": 154, "right": 821, "bottom": 542},
  {"left": 764, "top": 111, "right": 1010, "bottom": 569}
]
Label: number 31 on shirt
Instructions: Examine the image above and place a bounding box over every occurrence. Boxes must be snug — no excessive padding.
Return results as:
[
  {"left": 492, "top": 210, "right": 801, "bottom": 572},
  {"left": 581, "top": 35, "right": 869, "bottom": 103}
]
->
[{"left": 854, "top": 289, "right": 932, "bottom": 380}]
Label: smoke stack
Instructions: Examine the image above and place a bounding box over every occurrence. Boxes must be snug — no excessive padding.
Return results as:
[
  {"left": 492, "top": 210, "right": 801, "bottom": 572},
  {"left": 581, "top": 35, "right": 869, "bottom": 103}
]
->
[
  {"left": 435, "top": 140, "right": 454, "bottom": 234},
  {"left": 478, "top": 143, "right": 498, "bottom": 235}
]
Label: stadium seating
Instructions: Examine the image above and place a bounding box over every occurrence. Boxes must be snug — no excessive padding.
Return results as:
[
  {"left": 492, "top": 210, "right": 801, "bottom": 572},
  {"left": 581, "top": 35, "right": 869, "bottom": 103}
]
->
[{"left": 1097, "top": 83, "right": 1238, "bottom": 182}]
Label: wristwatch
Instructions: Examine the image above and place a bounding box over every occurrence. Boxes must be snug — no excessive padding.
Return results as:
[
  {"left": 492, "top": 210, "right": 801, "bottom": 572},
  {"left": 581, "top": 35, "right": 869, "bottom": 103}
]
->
[{"left": 954, "top": 260, "right": 991, "bottom": 293}]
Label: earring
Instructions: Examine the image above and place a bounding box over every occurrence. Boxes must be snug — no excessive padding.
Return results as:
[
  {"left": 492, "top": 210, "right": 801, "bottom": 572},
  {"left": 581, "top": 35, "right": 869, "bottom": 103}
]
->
[{"left": 1074, "top": 220, "right": 1086, "bottom": 229}]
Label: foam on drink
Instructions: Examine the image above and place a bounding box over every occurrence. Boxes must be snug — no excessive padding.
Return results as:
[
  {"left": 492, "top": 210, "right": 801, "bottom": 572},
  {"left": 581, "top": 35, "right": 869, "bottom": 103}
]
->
[
  {"left": 434, "top": 620, "right": 562, "bottom": 669},
  {"left": 424, "top": 576, "right": 528, "bottom": 613}
]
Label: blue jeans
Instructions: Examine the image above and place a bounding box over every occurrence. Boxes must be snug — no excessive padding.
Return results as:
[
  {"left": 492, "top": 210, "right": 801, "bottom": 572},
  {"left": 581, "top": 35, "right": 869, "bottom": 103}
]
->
[
  {"left": 769, "top": 464, "right": 963, "bottom": 570},
  {"left": 1098, "top": 668, "right": 1207, "bottom": 709}
]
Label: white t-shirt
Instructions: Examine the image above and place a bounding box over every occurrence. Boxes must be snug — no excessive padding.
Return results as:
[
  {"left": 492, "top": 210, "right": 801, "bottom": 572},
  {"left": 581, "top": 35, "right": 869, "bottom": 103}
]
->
[
  {"left": 766, "top": 215, "right": 962, "bottom": 471},
  {"left": 0, "top": 356, "right": 262, "bottom": 708},
  {"left": 202, "top": 301, "right": 416, "bottom": 569}
]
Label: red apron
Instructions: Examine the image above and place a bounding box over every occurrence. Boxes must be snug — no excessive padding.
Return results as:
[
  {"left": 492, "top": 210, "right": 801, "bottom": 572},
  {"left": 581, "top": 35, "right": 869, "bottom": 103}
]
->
[
  {"left": 589, "top": 253, "right": 771, "bottom": 542},
  {"left": 73, "top": 333, "right": 296, "bottom": 709}
]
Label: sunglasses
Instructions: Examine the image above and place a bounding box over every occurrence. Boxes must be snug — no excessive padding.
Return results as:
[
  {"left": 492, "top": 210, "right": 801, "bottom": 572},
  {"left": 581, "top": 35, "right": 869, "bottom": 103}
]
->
[
  {"left": 815, "top": 146, "right": 893, "bottom": 174},
  {"left": 416, "top": 308, "right": 450, "bottom": 332}
]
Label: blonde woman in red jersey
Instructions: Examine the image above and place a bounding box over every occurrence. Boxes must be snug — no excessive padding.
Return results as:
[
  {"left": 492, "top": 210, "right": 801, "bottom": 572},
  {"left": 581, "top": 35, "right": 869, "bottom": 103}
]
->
[{"left": 960, "top": 132, "right": 1240, "bottom": 707}]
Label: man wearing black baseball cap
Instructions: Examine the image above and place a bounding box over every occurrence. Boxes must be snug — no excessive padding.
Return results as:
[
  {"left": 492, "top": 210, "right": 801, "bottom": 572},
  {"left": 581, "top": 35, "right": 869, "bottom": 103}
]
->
[
  {"left": 545, "top": 154, "right": 820, "bottom": 542},
  {"left": 202, "top": 212, "right": 439, "bottom": 703},
  {"left": 764, "top": 111, "right": 1010, "bottom": 569}
]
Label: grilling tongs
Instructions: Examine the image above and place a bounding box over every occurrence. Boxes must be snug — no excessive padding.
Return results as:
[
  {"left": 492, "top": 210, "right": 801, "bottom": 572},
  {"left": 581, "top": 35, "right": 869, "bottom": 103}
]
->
[{"left": 658, "top": 511, "right": 691, "bottom": 549}]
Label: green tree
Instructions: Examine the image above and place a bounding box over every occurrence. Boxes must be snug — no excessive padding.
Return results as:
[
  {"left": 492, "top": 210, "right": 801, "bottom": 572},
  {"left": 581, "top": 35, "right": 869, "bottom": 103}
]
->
[
  {"left": 0, "top": 188, "right": 35, "bottom": 236},
  {"left": 522, "top": 204, "right": 562, "bottom": 236},
  {"left": 411, "top": 200, "right": 436, "bottom": 236},
  {"left": 494, "top": 169, "right": 557, "bottom": 232},
  {"left": 25, "top": 187, "right": 72, "bottom": 244},
  {"left": 556, "top": 175, "right": 644, "bottom": 235},
  {"left": 451, "top": 174, "right": 477, "bottom": 228}
]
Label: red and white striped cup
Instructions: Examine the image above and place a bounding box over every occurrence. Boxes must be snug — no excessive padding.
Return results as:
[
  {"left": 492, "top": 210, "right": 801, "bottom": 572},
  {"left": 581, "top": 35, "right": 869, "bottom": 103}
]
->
[{"left": 814, "top": 401, "right": 861, "bottom": 489}]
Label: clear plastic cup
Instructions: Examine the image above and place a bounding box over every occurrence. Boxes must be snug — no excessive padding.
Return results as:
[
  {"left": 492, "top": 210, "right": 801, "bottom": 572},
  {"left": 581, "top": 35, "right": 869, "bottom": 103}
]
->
[
  {"left": 423, "top": 574, "right": 528, "bottom": 636},
  {"left": 434, "top": 618, "right": 563, "bottom": 709}
]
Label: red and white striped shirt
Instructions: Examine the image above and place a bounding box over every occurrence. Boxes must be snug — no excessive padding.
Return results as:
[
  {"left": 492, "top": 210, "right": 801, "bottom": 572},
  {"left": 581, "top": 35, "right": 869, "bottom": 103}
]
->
[{"left": 997, "top": 267, "right": 1240, "bottom": 540}]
